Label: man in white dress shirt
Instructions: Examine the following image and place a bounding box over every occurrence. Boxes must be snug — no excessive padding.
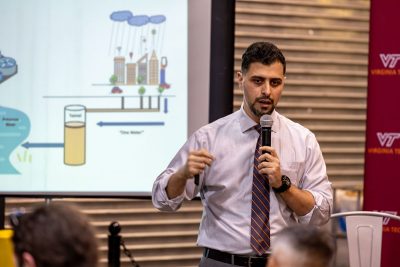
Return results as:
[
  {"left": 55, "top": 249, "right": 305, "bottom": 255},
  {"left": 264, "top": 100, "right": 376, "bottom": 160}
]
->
[{"left": 152, "top": 41, "right": 333, "bottom": 267}]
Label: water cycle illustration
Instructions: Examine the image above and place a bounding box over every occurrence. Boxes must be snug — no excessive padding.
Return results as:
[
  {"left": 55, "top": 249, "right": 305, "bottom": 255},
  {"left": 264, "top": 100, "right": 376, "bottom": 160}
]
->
[{"left": 0, "top": 0, "right": 188, "bottom": 193}]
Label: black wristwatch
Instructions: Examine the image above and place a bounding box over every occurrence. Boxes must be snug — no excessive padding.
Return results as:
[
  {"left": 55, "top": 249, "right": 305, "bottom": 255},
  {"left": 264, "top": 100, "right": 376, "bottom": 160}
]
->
[{"left": 272, "top": 175, "right": 291, "bottom": 193}]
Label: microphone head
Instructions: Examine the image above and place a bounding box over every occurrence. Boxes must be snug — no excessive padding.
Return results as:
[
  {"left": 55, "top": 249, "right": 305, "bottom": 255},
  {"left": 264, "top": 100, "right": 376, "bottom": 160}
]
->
[{"left": 260, "top": 114, "right": 273, "bottom": 128}]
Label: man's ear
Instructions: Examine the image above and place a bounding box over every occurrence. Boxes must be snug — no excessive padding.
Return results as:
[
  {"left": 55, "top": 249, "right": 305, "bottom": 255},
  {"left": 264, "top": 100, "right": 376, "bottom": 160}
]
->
[
  {"left": 237, "top": 71, "right": 243, "bottom": 83},
  {"left": 21, "top": 252, "right": 36, "bottom": 267}
]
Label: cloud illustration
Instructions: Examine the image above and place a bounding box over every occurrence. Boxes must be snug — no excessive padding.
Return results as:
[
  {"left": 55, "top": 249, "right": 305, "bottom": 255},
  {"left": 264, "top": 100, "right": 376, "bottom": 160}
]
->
[
  {"left": 128, "top": 15, "right": 150, "bottom": 26},
  {"left": 150, "top": 15, "right": 166, "bottom": 24},
  {"left": 110, "top": 10, "right": 133, "bottom": 22}
]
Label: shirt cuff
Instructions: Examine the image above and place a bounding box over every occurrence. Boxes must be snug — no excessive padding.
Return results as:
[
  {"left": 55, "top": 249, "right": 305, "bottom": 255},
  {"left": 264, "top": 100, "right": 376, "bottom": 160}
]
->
[
  {"left": 159, "top": 175, "right": 186, "bottom": 211},
  {"left": 298, "top": 189, "right": 330, "bottom": 225},
  {"left": 297, "top": 189, "right": 321, "bottom": 224}
]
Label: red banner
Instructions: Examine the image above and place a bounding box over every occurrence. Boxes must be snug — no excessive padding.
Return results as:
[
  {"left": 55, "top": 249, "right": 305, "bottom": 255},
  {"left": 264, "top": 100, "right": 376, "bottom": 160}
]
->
[{"left": 364, "top": 0, "right": 400, "bottom": 265}]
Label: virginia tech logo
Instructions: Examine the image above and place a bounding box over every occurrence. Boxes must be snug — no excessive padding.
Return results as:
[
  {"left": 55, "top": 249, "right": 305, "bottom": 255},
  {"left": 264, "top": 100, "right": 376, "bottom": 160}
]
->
[
  {"left": 379, "top": 54, "right": 400, "bottom": 68},
  {"left": 378, "top": 211, "right": 399, "bottom": 225},
  {"left": 377, "top": 132, "right": 400, "bottom": 147}
]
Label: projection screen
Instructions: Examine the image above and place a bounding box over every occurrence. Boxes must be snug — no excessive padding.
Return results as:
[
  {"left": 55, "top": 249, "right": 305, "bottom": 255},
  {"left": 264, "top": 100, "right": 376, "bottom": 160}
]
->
[{"left": 0, "top": 0, "right": 211, "bottom": 196}]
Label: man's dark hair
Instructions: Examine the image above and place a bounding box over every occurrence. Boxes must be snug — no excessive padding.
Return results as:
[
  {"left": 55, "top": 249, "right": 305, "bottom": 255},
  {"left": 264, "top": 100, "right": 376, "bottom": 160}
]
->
[
  {"left": 12, "top": 203, "right": 98, "bottom": 267},
  {"left": 241, "top": 41, "right": 286, "bottom": 75}
]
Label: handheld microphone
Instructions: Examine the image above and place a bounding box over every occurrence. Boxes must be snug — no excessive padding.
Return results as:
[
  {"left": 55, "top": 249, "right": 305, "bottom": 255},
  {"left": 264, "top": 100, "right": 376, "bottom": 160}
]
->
[
  {"left": 260, "top": 114, "right": 273, "bottom": 154},
  {"left": 194, "top": 174, "right": 199, "bottom": 186}
]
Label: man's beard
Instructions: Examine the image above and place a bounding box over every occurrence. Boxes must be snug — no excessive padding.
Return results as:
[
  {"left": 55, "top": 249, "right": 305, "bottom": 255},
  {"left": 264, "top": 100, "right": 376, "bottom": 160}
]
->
[{"left": 249, "top": 97, "right": 275, "bottom": 118}]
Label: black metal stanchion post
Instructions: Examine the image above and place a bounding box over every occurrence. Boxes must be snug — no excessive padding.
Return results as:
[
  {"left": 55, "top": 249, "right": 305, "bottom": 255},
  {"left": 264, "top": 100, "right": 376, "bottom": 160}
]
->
[{"left": 108, "top": 221, "right": 121, "bottom": 267}]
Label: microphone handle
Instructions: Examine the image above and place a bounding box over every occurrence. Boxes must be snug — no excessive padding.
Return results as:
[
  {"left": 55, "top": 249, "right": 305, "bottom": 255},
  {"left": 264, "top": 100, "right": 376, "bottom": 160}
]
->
[
  {"left": 194, "top": 174, "right": 199, "bottom": 185},
  {"left": 261, "top": 127, "right": 272, "bottom": 154}
]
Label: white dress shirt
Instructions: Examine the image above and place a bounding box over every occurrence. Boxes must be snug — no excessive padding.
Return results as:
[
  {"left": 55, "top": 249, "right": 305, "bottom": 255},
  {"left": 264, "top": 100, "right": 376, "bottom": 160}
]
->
[{"left": 152, "top": 107, "right": 332, "bottom": 254}]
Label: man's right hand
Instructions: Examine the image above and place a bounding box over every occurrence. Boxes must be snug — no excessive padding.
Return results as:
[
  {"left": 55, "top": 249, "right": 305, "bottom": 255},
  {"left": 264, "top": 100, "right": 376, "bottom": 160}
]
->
[
  {"left": 166, "top": 149, "right": 214, "bottom": 199},
  {"left": 181, "top": 148, "right": 214, "bottom": 180}
]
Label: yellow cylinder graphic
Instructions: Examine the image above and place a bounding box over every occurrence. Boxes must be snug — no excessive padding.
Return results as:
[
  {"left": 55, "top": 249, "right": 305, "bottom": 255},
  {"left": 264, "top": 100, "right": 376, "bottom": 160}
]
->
[
  {"left": 0, "top": 230, "right": 14, "bottom": 267},
  {"left": 64, "top": 105, "right": 86, "bottom": 165}
]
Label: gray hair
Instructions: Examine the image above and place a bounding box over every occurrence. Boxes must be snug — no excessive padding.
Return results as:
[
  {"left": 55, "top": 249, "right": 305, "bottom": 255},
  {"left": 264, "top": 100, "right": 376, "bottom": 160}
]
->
[{"left": 271, "top": 225, "right": 335, "bottom": 267}]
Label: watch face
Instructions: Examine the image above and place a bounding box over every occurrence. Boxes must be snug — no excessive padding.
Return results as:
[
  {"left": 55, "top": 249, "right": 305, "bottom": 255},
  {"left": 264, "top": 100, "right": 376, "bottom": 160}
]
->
[
  {"left": 273, "top": 175, "right": 291, "bottom": 193},
  {"left": 282, "top": 175, "right": 291, "bottom": 186}
]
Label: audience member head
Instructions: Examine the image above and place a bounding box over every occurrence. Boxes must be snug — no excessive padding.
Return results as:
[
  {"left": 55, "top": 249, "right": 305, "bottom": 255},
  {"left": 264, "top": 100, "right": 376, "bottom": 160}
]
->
[
  {"left": 267, "top": 225, "right": 335, "bottom": 267},
  {"left": 241, "top": 41, "right": 286, "bottom": 75},
  {"left": 11, "top": 203, "right": 98, "bottom": 267}
]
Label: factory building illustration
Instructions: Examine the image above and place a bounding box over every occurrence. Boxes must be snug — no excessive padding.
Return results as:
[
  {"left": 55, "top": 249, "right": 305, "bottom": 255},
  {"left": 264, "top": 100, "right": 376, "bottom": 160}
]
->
[
  {"left": 113, "top": 51, "right": 169, "bottom": 88},
  {"left": 108, "top": 10, "right": 171, "bottom": 95}
]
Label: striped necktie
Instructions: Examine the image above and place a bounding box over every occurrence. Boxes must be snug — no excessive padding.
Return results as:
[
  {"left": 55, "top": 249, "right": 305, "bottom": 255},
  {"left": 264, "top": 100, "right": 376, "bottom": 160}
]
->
[{"left": 250, "top": 125, "right": 270, "bottom": 255}]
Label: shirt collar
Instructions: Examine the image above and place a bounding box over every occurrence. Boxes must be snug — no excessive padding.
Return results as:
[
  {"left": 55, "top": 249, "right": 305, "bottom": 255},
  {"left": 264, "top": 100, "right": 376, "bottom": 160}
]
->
[{"left": 239, "top": 104, "right": 279, "bottom": 133}]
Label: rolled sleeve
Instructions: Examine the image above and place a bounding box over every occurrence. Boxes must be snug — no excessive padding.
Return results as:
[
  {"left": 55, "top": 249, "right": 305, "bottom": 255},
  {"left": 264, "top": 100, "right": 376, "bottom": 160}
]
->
[
  {"left": 298, "top": 188, "right": 332, "bottom": 225},
  {"left": 296, "top": 134, "right": 333, "bottom": 225},
  {"left": 152, "top": 171, "right": 186, "bottom": 211},
  {"left": 152, "top": 131, "right": 203, "bottom": 212}
]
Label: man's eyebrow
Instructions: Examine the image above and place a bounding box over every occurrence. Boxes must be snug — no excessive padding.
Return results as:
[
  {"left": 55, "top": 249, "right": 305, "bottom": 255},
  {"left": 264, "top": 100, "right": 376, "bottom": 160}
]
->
[
  {"left": 250, "top": 75, "right": 266, "bottom": 80},
  {"left": 250, "top": 76, "right": 282, "bottom": 81}
]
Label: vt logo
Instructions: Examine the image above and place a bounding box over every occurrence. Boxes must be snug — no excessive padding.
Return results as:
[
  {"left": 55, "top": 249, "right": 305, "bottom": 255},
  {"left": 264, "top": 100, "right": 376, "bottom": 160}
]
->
[
  {"left": 379, "top": 54, "right": 400, "bottom": 68},
  {"left": 377, "top": 132, "right": 400, "bottom": 147},
  {"left": 375, "top": 211, "right": 399, "bottom": 225}
]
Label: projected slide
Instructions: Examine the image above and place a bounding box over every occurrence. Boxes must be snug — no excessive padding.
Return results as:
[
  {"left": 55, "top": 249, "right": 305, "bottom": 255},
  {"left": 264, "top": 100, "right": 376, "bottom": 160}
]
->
[{"left": 0, "top": 0, "right": 188, "bottom": 195}]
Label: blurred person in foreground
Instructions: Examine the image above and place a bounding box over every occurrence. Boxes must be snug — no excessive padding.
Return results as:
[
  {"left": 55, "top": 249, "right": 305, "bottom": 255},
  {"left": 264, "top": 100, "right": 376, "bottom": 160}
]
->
[
  {"left": 267, "top": 225, "right": 335, "bottom": 267},
  {"left": 11, "top": 203, "right": 98, "bottom": 267},
  {"left": 152, "top": 41, "right": 333, "bottom": 267}
]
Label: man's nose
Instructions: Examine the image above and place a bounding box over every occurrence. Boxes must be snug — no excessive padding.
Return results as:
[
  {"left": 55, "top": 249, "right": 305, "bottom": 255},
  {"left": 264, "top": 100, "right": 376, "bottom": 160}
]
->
[{"left": 261, "top": 82, "right": 271, "bottom": 96}]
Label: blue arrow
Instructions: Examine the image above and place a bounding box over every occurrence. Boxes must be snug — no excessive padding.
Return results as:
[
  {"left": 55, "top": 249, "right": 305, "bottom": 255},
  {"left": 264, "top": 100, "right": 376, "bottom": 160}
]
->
[
  {"left": 97, "top": 121, "right": 165, "bottom": 127},
  {"left": 164, "top": 98, "right": 168, "bottom": 113},
  {"left": 22, "top": 142, "right": 64, "bottom": 149}
]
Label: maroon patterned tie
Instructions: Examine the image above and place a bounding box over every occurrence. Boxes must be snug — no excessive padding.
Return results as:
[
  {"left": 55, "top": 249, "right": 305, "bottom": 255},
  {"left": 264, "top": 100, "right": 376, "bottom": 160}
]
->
[{"left": 250, "top": 125, "right": 270, "bottom": 255}]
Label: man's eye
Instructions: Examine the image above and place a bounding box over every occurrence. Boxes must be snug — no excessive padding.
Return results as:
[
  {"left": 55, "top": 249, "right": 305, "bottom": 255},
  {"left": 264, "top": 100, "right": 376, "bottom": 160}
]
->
[{"left": 270, "top": 80, "right": 281, "bottom": 86}]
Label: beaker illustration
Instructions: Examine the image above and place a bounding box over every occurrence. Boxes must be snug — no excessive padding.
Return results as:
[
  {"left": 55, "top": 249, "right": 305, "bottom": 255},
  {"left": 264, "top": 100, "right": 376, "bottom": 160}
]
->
[{"left": 64, "top": 105, "right": 86, "bottom": 165}]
